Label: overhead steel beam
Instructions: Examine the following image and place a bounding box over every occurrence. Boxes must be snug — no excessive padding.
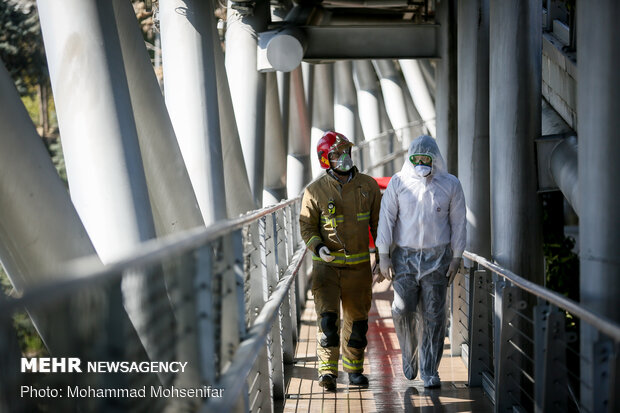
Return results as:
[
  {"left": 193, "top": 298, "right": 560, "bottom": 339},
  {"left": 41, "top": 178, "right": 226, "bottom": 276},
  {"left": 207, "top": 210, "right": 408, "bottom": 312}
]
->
[{"left": 300, "top": 24, "right": 438, "bottom": 59}]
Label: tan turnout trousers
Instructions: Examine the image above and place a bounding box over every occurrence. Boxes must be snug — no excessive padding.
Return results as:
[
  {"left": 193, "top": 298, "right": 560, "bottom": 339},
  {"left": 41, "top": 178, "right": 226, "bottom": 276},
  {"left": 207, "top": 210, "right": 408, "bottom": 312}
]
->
[{"left": 312, "top": 261, "right": 373, "bottom": 377}]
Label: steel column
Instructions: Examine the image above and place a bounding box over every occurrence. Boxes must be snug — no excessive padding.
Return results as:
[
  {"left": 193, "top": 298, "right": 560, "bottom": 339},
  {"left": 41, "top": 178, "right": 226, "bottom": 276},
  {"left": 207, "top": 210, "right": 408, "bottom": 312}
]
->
[
  {"left": 489, "top": 0, "right": 544, "bottom": 282},
  {"left": 37, "top": 0, "right": 156, "bottom": 261},
  {"left": 113, "top": 0, "right": 204, "bottom": 236},
  {"left": 399, "top": 59, "right": 436, "bottom": 137},
  {"left": 286, "top": 66, "right": 312, "bottom": 198},
  {"left": 577, "top": 1, "right": 620, "bottom": 406},
  {"left": 116, "top": 2, "right": 210, "bottom": 391},
  {"left": 160, "top": 0, "right": 227, "bottom": 225},
  {"left": 436, "top": 0, "right": 458, "bottom": 174},
  {"left": 353, "top": 60, "right": 384, "bottom": 176},
  {"left": 37, "top": 0, "right": 176, "bottom": 374},
  {"left": 277, "top": 71, "right": 290, "bottom": 153},
  {"left": 458, "top": 0, "right": 491, "bottom": 264},
  {"left": 263, "top": 72, "right": 288, "bottom": 206},
  {"left": 226, "top": 0, "right": 270, "bottom": 207},
  {"left": 549, "top": 136, "right": 579, "bottom": 215},
  {"left": 334, "top": 60, "right": 358, "bottom": 141},
  {"left": 372, "top": 60, "right": 413, "bottom": 147},
  {"left": 211, "top": 3, "right": 256, "bottom": 216},
  {"left": 310, "top": 63, "right": 335, "bottom": 178}
]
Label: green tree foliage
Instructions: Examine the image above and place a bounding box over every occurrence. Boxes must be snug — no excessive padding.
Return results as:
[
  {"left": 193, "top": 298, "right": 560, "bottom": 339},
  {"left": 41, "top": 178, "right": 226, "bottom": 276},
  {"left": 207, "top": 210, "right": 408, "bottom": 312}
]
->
[
  {"left": 541, "top": 194, "right": 580, "bottom": 302},
  {"left": 0, "top": 0, "right": 46, "bottom": 95},
  {"left": 0, "top": 267, "right": 47, "bottom": 356}
]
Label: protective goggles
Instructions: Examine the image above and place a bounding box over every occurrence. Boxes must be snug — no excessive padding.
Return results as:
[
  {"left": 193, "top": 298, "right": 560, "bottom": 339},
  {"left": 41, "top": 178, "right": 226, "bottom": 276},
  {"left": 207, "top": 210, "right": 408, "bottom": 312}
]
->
[
  {"left": 328, "top": 146, "right": 352, "bottom": 160},
  {"left": 409, "top": 154, "right": 432, "bottom": 166}
]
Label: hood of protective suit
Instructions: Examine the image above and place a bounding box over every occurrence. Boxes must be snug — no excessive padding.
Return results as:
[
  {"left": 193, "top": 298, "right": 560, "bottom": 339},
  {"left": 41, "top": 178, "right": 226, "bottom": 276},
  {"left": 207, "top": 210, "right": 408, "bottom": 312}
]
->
[{"left": 401, "top": 135, "right": 447, "bottom": 179}]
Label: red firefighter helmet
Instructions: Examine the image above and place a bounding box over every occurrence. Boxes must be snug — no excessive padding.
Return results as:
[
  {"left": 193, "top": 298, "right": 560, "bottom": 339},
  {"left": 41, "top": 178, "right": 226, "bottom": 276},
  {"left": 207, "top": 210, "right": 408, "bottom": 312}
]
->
[{"left": 316, "top": 131, "right": 354, "bottom": 169}]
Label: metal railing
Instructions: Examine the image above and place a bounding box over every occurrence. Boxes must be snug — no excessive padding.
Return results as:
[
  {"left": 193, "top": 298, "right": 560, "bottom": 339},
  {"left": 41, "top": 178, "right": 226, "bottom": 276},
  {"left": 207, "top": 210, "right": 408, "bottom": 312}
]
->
[
  {"left": 0, "top": 120, "right": 432, "bottom": 413},
  {"left": 0, "top": 197, "right": 309, "bottom": 413},
  {"left": 451, "top": 250, "right": 620, "bottom": 413},
  {"left": 351, "top": 119, "right": 433, "bottom": 176}
]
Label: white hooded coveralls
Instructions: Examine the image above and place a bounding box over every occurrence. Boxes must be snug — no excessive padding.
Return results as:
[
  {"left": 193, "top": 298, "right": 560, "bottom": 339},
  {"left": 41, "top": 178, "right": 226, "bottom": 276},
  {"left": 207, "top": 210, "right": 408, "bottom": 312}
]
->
[{"left": 376, "top": 135, "right": 466, "bottom": 384}]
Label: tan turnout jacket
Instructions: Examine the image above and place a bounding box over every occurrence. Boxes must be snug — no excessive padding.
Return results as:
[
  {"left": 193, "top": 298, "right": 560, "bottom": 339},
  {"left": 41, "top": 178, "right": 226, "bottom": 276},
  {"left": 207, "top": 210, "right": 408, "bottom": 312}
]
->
[{"left": 300, "top": 168, "right": 381, "bottom": 265}]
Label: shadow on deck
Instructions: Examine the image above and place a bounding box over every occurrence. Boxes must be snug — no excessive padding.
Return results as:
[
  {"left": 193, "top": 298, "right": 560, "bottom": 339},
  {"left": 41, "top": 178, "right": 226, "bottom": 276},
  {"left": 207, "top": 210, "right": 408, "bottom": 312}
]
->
[{"left": 279, "top": 280, "right": 494, "bottom": 412}]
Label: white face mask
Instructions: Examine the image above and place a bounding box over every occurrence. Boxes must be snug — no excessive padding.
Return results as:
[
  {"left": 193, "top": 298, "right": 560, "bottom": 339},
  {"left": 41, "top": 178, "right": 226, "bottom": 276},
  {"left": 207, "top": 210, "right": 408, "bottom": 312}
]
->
[{"left": 414, "top": 164, "right": 431, "bottom": 178}]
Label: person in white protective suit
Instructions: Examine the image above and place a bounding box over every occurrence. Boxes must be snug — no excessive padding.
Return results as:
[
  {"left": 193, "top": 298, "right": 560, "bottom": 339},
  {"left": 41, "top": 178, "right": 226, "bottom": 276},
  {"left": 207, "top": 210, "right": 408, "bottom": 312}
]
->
[{"left": 375, "top": 134, "right": 466, "bottom": 388}]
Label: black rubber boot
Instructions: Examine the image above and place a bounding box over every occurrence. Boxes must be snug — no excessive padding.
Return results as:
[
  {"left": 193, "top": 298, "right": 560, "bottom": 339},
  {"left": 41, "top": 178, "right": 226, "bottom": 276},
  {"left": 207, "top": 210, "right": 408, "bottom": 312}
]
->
[
  {"left": 318, "top": 374, "right": 337, "bottom": 391},
  {"left": 348, "top": 372, "right": 369, "bottom": 386}
]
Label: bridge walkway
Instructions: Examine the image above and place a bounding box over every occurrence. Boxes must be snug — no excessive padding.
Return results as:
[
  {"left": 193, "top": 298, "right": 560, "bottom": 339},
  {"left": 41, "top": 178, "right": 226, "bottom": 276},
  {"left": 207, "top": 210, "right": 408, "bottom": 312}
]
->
[{"left": 279, "top": 280, "right": 494, "bottom": 412}]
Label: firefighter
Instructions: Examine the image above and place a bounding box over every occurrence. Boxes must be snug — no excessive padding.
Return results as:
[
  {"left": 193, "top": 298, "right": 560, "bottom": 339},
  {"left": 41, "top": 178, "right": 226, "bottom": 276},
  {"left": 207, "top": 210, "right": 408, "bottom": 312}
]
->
[{"left": 299, "top": 131, "right": 382, "bottom": 391}]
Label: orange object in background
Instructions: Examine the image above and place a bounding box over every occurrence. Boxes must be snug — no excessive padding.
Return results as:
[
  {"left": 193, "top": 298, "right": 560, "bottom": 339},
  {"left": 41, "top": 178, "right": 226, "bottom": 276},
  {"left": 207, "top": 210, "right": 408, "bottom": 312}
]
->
[{"left": 368, "top": 176, "right": 391, "bottom": 250}]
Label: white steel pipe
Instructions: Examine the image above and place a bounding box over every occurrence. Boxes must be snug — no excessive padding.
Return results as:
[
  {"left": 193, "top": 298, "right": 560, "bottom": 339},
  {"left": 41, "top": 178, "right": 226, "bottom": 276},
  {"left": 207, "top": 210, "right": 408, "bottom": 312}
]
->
[
  {"left": 436, "top": 0, "right": 458, "bottom": 174},
  {"left": 489, "top": 0, "right": 543, "bottom": 281},
  {"left": 264, "top": 72, "right": 288, "bottom": 206},
  {"left": 372, "top": 60, "right": 412, "bottom": 144},
  {"left": 399, "top": 59, "right": 436, "bottom": 137},
  {"left": 225, "top": 0, "right": 269, "bottom": 206},
  {"left": 38, "top": 0, "right": 176, "bottom": 381},
  {"left": 37, "top": 0, "right": 157, "bottom": 260},
  {"left": 113, "top": 0, "right": 204, "bottom": 235},
  {"left": 310, "top": 63, "right": 335, "bottom": 178},
  {"left": 457, "top": 0, "right": 491, "bottom": 260},
  {"left": 577, "top": 2, "right": 620, "bottom": 409},
  {"left": 160, "top": 0, "right": 227, "bottom": 225},
  {"left": 210, "top": 9, "right": 256, "bottom": 216},
  {"left": 353, "top": 60, "right": 384, "bottom": 175},
  {"left": 549, "top": 136, "right": 579, "bottom": 215},
  {"left": 287, "top": 66, "right": 312, "bottom": 198},
  {"left": 334, "top": 60, "right": 358, "bottom": 141}
]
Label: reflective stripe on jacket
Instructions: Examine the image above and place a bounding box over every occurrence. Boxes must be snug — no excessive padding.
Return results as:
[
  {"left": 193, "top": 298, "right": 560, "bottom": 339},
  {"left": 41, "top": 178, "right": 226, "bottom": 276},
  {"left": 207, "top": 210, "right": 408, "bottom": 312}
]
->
[{"left": 299, "top": 167, "right": 382, "bottom": 266}]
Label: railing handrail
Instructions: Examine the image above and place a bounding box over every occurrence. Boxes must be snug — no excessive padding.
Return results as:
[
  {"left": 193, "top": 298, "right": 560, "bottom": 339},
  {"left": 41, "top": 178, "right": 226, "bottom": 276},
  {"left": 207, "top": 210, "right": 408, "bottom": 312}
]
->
[
  {"left": 0, "top": 197, "right": 303, "bottom": 315},
  {"left": 464, "top": 250, "right": 620, "bottom": 342},
  {"left": 201, "top": 245, "right": 307, "bottom": 412},
  {"left": 352, "top": 118, "right": 435, "bottom": 150},
  {"left": 2, "top": 118, "right": 429, "bottom": 314}
]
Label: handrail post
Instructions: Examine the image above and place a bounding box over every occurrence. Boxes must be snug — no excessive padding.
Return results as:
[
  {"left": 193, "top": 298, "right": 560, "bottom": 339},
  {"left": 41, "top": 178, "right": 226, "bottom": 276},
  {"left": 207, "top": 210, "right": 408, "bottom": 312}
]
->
[
  {"left": 533, "top": 304, "right": 548, "bottom": 413},
  {"left": 468, "top": 267, "right": 492, "bottom": 387},
  {"left": 194, "top": 245, "right": 217, "bottom": 385},
  {"left": 493, "top": 272, "right": 506, "bottom": 383},
  {"left": 220, "top": 230, "right": 247, "bottom": 372},
  {"left": 449, "top": 267, "right": 468, "bottom": 357},
  {"left": 534, "top": 305, "right": 568, "bottom": 412},
  {"left": 276, "top": 209, "right": 297, "bottom": 363},
  {"left": 496, "top": 286, "right": 521, "bottom": 412},
  {"left": 245, "top": 221, "right": 274, "bottom": 411},
  {"left": 609, "top": 343, "right": 620, "bottom": 413},
  {"left": 592, "top": 338, "right": 614, "bottom": 413},
  {"left": 288, "top": 205, "right": 300, "bottom": 344},
  {"left": 264, "top": 213, "right": 286, "bottom": 400}
]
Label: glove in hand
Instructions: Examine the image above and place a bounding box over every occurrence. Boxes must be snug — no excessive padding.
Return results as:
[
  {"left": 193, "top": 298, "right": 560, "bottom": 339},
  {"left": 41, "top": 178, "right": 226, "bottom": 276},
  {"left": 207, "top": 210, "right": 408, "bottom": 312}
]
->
[
  {"left": 446, "top": 257, "right": 462, "bottom": 285},
  {"left": 318, "top": 246, "right": 335, "bottom": 262},
  {"left": 379, "top": 253, "right": 393, "bottom": 281}
]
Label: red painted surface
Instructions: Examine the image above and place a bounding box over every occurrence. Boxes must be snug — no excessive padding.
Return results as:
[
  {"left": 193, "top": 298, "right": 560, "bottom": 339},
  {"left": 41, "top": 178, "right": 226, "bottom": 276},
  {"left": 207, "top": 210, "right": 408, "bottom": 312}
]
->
[{"left": 369, "top": 177, "right": 391, "bottom": 250}]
